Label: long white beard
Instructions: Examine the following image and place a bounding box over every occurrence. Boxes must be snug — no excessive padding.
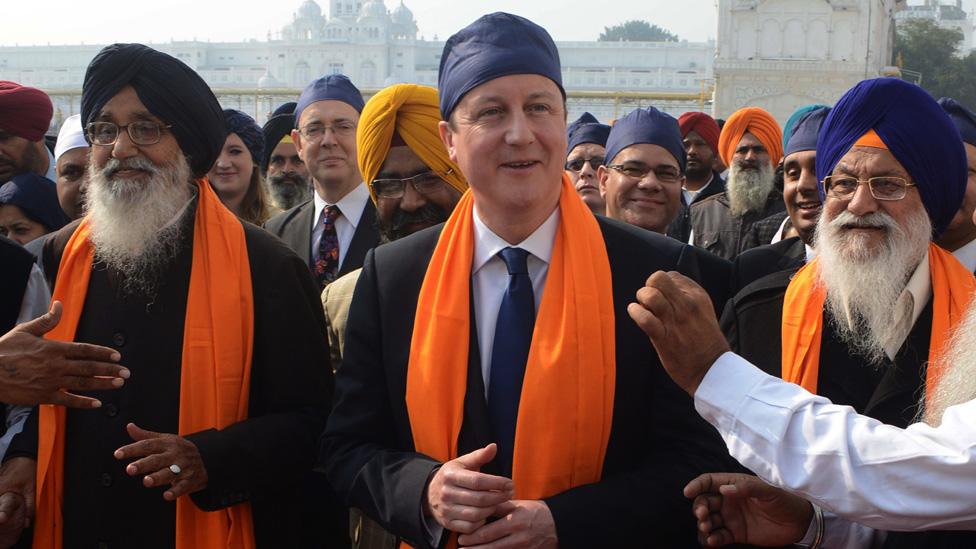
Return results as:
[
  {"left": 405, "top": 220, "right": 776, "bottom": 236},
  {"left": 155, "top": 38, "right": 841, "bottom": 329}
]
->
[
  {"left": 923, "top": 298, "right": 976, "bottom": 426},
  {"left": 85, "top": 155, "right": 194, "bottom": 296},
  {"left": 815, "top": 207, "right": 932, "bottom": 366},
  {"left": 726, "top": 162, "right": 775, "bottom": 217}
]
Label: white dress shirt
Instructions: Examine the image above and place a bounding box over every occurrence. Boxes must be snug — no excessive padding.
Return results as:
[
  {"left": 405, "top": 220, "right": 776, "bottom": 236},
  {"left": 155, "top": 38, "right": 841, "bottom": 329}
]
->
[
  {"left": 311, "top": 182, "right": 370, "bottom": 268},
  {"left": 952, "top": 237, "right": 976, "bottom": 273},
  {"left": 696, "top": 352, "right": 976, "bottom": 546},
  {"left": 471, "top": 205, "right": 558, "bottom": 396}
]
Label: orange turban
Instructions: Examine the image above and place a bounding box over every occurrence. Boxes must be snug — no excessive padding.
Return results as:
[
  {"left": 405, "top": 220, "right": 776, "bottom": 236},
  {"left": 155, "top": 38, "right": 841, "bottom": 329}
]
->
[
  {"left": 357, "top": 84, "right": 468, "bottom": 203},
  {"left": 718, "top": 107, "right": 783, "bottom": 167}
]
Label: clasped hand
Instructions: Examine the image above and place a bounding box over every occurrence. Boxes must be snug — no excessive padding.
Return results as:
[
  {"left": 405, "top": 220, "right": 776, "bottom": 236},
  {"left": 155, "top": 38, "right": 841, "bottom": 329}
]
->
[
  {"left": 424, "top": 443, "right": 557, "bottom": 549},
  {"left": 114, "top": 423, "right": 208, "bottom": 501}
]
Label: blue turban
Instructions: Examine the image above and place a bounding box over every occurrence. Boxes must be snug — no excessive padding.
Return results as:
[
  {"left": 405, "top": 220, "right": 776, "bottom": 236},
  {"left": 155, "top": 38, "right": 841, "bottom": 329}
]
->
[
  {"left": 603, "top": 107, "right": 686, "bottom": 172},
  {"left": 938, "top": 97, "right": 976, "bottom": 147},
  {"left": 81, "top": 43, "right": 225, "bottom": 178},
  {"left": 222, "top": 109, "right": 264, "bottom": 165},
  {"left": 567, "top": 112, "right": 610, "bottom": 155},
  {"left": 438, "top": 12, "right": 565, "bottom": 120},
  {"left": 784, "top": 106, "right": 830, "bottom": 157},
  {"left": 782, "top": 104, "right": 828, "bottom": 152},
  {"left": 0, "top": 174, "right": 69, "bottom": 231},
  {"left": 816, "top": 78, "right": 966, "bottom": 236},
  {"left": 295, "top": 74, "right": 365, "bottom": 126}
]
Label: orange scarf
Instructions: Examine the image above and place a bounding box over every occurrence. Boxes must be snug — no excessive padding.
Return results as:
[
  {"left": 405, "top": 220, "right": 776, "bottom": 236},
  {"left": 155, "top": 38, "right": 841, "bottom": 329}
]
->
[
  {"left": 35, "top": 179, "right": 256, "bottom": 549},
  {"left": 404, "top": 175, "right": 615, "bottom": 546},
  {"left": 782, "top": 243, "right": 976, "bottom": 402}
]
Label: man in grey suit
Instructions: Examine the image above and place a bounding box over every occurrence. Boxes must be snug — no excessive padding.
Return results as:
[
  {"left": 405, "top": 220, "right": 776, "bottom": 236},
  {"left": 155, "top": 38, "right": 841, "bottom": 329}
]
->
[{"left": 264, "top": 74, "right": 380, "bottom": 289}]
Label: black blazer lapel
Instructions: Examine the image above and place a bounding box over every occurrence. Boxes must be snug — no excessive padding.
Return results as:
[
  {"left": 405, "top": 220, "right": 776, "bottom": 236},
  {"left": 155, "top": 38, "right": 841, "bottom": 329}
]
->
[{"left": 340, "top": 200, "right": 381, "bottom": 276}]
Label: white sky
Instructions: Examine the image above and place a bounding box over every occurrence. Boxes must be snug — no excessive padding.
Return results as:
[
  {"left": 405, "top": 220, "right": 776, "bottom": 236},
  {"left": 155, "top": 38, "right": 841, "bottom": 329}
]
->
[{"left": 3, "top": 0, "right": 720, "bottom": 46}]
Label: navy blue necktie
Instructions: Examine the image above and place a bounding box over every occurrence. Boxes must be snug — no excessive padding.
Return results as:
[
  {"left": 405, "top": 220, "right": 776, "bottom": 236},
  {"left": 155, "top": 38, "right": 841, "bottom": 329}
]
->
[{"left": 487, "top": 247, "right": 535, "bottom": 476}]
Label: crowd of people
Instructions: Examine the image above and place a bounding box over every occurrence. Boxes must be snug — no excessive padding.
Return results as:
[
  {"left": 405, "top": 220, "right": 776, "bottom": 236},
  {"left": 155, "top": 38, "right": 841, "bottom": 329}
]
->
[{"left": 2, "top": 10, "right": 976, "bottom": 549}]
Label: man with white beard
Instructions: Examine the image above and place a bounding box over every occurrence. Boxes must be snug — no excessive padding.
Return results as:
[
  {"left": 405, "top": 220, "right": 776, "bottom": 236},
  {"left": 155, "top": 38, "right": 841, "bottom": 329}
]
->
[
  {"left": 628, "top": 78, "right": 976, "bottom": 548},
  {"left": 689, "top": 107, "right": 786, "bottom": 260},
  {"left": 0, "top": 43, "right": 336, "bottom": 548}
]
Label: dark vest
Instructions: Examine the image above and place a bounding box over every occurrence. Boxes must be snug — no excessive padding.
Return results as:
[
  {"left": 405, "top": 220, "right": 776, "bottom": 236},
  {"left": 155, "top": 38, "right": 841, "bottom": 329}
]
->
[{"left": 0, "top": 236, "right": 35, "bottom": 334}]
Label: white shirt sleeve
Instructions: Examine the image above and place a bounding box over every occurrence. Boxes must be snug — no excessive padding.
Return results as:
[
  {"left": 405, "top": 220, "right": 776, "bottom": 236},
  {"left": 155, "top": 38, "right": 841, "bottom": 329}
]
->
[{"left": 695, "top": 352, "right": 976, "bottom": 532}]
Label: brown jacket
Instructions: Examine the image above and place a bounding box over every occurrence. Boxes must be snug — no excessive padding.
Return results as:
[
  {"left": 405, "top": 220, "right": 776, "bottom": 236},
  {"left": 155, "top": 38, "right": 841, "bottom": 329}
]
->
[{"left": 689, "top": 190, "right": 785, "bottom": 260}]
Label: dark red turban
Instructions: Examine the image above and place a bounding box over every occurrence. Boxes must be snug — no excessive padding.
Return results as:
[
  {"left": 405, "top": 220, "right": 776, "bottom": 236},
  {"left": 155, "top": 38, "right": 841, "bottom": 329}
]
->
[
  {"left": 0, "top": 81, "right": 53, "bottom": 141},
  {"left": 678, "top": 111, "right": 720, "bottom": 156}
]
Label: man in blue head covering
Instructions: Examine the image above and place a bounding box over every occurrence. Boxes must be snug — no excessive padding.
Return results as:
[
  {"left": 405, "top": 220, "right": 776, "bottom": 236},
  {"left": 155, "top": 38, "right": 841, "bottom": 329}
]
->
[
  {"left": 598, "top": 106, "right": 686, "bottom": 234},
  {"left": 565, "top": 112, "right": 610, "bottom": 214},
  {"left": 730, "top": 106, "right": 830, "bottom": 293},
  {"left": 627, "top": 78, "right": 976, "bottom": 549},
  {"left": 265, "top": 74, "right": 380, "bottom": 289},
  {"left": 322, "top": 11, "right": 734, "bottom": 549},
  {"left": 936, "top": 97, "right": 976, "bottom": 272}
]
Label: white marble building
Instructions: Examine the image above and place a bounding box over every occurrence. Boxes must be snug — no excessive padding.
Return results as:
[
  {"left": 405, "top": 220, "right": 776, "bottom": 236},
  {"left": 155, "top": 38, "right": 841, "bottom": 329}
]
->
[
  {"left": 714, "top": 0, "right": 904, "bottom": 124},
  {"left": 0, "top": 0, "right": 715, "bottom": 128}
]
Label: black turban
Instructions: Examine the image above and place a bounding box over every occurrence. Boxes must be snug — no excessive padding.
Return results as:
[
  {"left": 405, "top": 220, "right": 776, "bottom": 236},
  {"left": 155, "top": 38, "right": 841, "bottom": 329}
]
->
[
  {"left": 261, "top": 112, "right": 296, "bottom": 173},
  {"left": 81, "top": 43, "right": 225, "bottom": 178}
]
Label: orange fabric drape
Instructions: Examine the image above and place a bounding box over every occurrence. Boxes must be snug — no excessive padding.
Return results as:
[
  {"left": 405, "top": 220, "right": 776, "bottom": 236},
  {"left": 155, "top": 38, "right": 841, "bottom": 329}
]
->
[
  {"left": 35, "top": 179, "right": 256, "bottom": 549},
  {"left": 404, "top": 174, "right": 616, "bottom": 547},
  {"left": 782, "top": 243, "right": 976, "bottom": 402}
]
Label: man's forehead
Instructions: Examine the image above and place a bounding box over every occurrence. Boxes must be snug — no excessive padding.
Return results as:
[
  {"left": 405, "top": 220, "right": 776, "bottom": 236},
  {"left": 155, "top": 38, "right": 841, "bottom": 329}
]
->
[
  {"left": 271, "top": 141, "right": 298, "bottom": 156},
  {"left": 460, "top": 74, "right": 561, "bottom": 107},
  {"left": 298, "top": 100, "right": 359, "bottom": 126},
  {"left": 835, "top": 147, "right": 909, "bottom": 176},
  {"left": 736, "top": 132, "right": 763, "bottom": 148},
  {"left": 615, "top": 143, "right": 679, "bottom": 168},
  {"left": 683, "top": 131, "right": 707, "bottom": 144},
  {"left": 377, "top": 145, "right": 428, "bottom": 177},
  {"left": 567, "top": 143, "right": 605, "bottom": 159},
  {"left": 95, "top": 86, "right": 163, "bottom": 122}
]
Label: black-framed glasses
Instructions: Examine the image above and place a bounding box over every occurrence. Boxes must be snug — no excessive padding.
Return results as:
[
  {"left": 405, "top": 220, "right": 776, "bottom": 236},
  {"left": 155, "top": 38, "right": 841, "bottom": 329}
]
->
[
  {"left": 298, "top": 121, "right": 357, "bottom": 141},
  {"left": 565, "top": 156, "right": 605, "bottom": 172},
  {"left": 608, "top": 163, "right": 681, "bottom": 184},
  {"left": 370, "top": 169, "right": 453, "bottom": 199},
  {"left": 86, "top": 121, "right": 172, "bottom": 146},
  {"left": 823, "top": 175, "right": 917, "bottom": 201}
]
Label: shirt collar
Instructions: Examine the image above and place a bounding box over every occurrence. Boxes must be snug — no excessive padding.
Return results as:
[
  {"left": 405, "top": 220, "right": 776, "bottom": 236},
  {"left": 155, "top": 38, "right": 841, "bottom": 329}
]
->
[
  {"left": 471, "top": 205, "right": 560, "bottom": 274},
  {"left": 952, "top": 236, "right": 976, "bottom": 273},
  {"left": 313, "top": 182, "right": 370, "bottom": 228},
  {"left": 882, "top": 255, "right": 931, "bottom": 360}
]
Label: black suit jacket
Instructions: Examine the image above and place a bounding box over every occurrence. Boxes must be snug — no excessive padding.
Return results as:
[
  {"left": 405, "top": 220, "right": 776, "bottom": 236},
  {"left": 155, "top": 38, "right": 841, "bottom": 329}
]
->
[
  {"left": 666, "top": 170, "right": 726, "bottom": 243},
  {"left": 320, "top": 216, "right": 736, "bottom": 549},
  {"left": 0, "top": 235, "right": 34, "bottom": 334},
  {"left": 729, "top": 236, "right": 806, "bottom": 296},
  {"left": 264, "top": 197, "right": 380, "bottom": 276}
]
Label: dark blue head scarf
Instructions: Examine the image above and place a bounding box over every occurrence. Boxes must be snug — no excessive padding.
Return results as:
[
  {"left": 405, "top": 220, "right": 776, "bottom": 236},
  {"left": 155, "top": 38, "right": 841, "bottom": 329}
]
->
[
  {"left": 294, "top": 74, "right": 365, "bottom": 125},
  {"left": 272, "top": 101, "right": 298, "bottom": 117},
  {"left": 603, "top": 107, "right": 685, "bottom": 171},
  {"left": 567, "top": 112, "right": 611, "bottom": 155},
  {"left": 222, "top": 109, "right": 264, "bottom": 164},
  {"left": 784, "top": 106, "right": 830, "bottom": 157},
  {"left": 0, "top": 174, "right": 69, "bottom": 231},
  {"left": 938, "top": 97, "right": 976, "bottom": 147},
  {"left": 438, "top": 12, "right": 564, "bottom": 120},
  {"left": 81, "top": 43, "right": 225, "bottom": 178},
  {"left": 816, "top": 78, "right": 966, "bottom": 236}
]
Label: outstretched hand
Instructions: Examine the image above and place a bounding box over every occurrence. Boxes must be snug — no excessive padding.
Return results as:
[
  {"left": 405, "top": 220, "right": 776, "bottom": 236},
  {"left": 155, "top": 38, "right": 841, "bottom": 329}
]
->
[
  {"left": 627, "top": 271, "right": 729, "bottom": 395},
  {"left": 684, "top": 473, "right": 813, "bottom": 547},
  {"left": 0, "top": 301, "right": 129, "bottom": 408}
]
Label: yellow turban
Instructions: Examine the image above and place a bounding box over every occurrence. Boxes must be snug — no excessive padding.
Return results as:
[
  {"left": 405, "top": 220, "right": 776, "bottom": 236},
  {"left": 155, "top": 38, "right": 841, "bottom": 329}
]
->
[
  {"left": 357, "top": 84, "right": 468, "bottom": 203},
  {"left": 718, "top": 107, "right": 784, "bottom": 168}
]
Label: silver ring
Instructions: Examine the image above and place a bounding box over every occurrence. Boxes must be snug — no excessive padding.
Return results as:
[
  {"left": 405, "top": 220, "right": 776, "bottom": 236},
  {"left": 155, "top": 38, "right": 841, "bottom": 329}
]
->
[{"left": 169, "top": 464, "right": 182, "bottom": 475}]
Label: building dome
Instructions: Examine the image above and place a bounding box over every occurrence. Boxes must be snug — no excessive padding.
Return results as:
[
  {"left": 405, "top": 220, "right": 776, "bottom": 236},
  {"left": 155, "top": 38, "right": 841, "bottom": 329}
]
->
[
  {"left": 359, "top": 0, "right": 387, "bottom": 19},
  {"left": 392, "top": 1, "right": 413, "bottom": 25},
  {"left": 298, "top": 0, "right": 322, "bottom": 18},
  {"left": 258, "top": 72, "right": 281, "bottom": 88}
]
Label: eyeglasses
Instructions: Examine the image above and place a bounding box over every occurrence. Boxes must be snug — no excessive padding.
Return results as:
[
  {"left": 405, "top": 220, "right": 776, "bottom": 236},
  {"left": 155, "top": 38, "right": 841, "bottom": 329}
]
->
[
  {"left": 298, "top": 121, "right": 357, "bottom": 141},
  {"left": 607, "top": 163, "right": 681, "bottom": 184},
  {"left": 565, "top": 157, "right": 604, "bottom": 172},
  {"left": 370, "top": 169, "right": 453, "bottom": 199},
  {"left": 86, "top": 121, "right": 172, "bottom": 146},
  {"left": 822, "top": 175, "right": 917, "bottom": 201}
]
